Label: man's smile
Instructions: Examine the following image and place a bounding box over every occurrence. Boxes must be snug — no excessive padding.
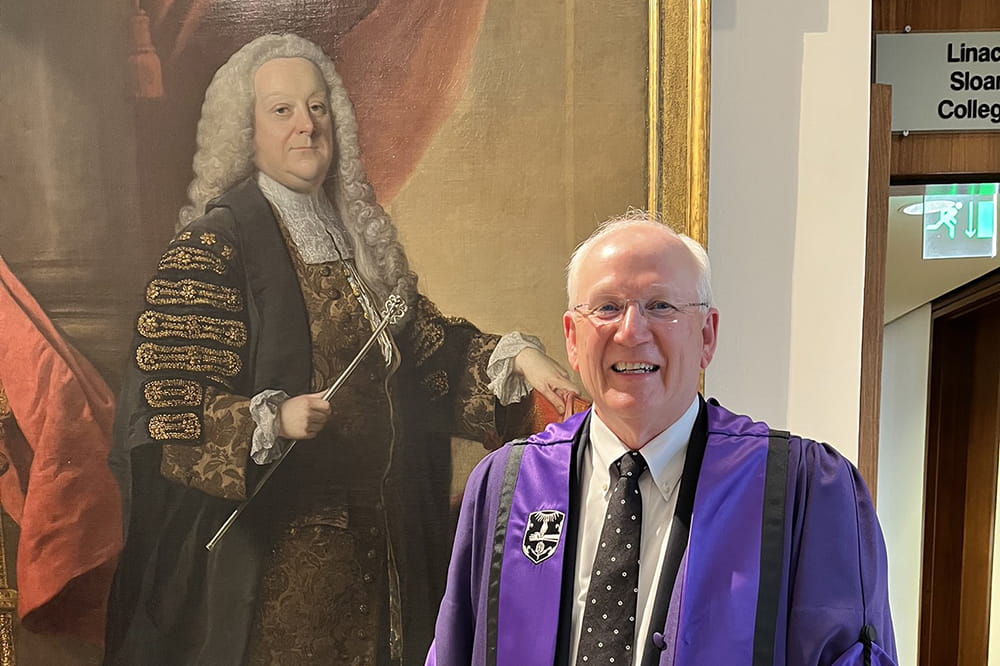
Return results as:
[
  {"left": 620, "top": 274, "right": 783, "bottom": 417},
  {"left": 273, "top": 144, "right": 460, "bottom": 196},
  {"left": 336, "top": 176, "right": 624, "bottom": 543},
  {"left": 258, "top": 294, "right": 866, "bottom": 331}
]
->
[{"left": 611, "top": 362, "right": 659, "bottom": 374}]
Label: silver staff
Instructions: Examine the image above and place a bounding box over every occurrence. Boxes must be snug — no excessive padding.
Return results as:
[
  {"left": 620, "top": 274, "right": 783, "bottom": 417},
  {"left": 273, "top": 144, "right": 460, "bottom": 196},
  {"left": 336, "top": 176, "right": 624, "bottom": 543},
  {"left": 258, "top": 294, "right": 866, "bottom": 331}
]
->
[{"left": 206, "top": 294, "right": 407, "bottom": 551}]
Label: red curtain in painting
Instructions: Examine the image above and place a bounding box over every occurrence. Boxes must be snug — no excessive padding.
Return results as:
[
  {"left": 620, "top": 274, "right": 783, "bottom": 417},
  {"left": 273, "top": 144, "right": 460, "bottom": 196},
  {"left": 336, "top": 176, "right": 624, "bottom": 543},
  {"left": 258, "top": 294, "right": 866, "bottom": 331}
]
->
[{"left": 0, "top": 257, "right": 121, "bottom": 645}]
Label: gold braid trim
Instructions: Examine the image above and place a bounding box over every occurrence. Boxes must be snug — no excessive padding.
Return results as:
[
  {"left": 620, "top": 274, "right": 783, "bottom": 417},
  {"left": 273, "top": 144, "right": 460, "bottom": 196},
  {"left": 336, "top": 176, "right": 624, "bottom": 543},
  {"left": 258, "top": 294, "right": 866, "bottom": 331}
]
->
[
  {"left": 137, "top": 310, "right": 248, "bottom": 348},
  {"left": 148, "top": 412, "right": 201, "bottom": 442},
  {"left": 136, "top": 342, "right": 242, "bottom": 377},
  {"left": 144, "top": 379, "right": 204, "bottom": 408},
  {"left": 158, "top": 246, "right": 227, "bottom": 275},
  {"left": 0, "top": 605, "right": 13, "bottom": 666},
  {"left": 146, "top": 278, "right": 243, "bottom": 312}
]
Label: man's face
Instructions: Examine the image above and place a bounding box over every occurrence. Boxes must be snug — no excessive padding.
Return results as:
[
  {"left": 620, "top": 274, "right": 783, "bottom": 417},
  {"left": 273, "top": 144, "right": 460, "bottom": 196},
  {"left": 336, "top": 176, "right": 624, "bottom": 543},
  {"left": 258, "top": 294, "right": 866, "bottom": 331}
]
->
[
  {"left": 563, "top": 227, "right": 719, "bottom": 447},
  {"left": 252, "top": 57, "right": 334, "bottom": 193}
]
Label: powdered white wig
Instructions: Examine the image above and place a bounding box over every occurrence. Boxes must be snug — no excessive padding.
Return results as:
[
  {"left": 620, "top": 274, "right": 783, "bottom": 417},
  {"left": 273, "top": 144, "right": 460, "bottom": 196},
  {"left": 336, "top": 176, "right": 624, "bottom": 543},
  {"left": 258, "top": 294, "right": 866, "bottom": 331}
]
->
[{"left": 178, "top": 33, "right": 417, "bottom": 316}]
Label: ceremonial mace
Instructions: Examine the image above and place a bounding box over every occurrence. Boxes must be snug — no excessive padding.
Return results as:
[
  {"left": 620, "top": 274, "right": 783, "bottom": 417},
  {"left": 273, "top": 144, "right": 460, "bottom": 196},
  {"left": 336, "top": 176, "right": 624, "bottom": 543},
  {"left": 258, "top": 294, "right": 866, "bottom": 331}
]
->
[{"left": 205, "top": 294, "right": 407, "bottom": 551}]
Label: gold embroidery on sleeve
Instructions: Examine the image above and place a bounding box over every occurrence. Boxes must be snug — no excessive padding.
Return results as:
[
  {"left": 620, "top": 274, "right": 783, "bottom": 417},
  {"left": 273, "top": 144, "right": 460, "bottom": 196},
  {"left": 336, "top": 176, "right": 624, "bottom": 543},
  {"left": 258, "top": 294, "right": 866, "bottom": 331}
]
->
[
  {"left": 143, "top": 379, "right": 204, "bottom": 408},
  {"left": 158, "top": 246, "right": 227, "bottom": 275},
  {"left": 137, "top": 311, "right": 248, "bottom": 348},
  {"left": 148, "top": 412, "right": 201, "bottom": 441},
  {"left": 146, "top": 279, "right": 243, "bottom": 312},
  {"left": 199, "top": 232, "right": 217, "bottom": 246},
  {"left": 136, "top": 343, "right": 242, "bottom": 377}
]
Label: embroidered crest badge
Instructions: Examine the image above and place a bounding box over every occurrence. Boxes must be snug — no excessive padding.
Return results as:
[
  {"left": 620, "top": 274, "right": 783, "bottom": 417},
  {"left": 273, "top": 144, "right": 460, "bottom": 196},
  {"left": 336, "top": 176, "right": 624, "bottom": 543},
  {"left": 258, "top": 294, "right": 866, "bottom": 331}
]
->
[{"left": 522, "top": 510, "right": 565, "bottom": 564}]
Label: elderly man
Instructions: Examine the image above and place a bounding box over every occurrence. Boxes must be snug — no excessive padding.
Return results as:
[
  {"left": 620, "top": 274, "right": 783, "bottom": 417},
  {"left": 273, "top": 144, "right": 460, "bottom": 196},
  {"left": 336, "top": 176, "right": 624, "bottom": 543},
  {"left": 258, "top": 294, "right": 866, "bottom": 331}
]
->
[
  {"left": 105, "top": 33, "right": 576, "bottom": 666},
  {"left": 427, "top": 214, "right": 897, "bottom": 665}
]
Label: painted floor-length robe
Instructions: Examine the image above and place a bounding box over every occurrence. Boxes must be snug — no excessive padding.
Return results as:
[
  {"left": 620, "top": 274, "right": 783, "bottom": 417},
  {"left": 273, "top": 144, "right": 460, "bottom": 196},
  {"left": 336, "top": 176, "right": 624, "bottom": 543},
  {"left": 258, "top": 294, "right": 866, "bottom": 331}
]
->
[
  {"left": 427, "top": 400, "right": 897, "bottom": 666},
  {"left": 105, "top": 179, "right": 525, "bottom": 665}
]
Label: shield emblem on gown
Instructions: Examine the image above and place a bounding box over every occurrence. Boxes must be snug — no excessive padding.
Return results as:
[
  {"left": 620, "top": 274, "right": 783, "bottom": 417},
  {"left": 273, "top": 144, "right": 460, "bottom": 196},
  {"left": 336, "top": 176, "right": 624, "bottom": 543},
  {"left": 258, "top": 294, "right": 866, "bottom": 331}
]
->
[{"left": 522, "top": 510, "right": 565, "bottom": 564}]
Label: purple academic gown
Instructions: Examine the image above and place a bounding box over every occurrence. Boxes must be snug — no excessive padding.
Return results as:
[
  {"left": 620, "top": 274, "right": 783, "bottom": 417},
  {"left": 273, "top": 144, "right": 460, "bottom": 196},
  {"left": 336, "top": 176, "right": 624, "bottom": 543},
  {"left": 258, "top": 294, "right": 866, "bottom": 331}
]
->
[{"left": 426, "top": 400, "right": 897, "bottom": 666}]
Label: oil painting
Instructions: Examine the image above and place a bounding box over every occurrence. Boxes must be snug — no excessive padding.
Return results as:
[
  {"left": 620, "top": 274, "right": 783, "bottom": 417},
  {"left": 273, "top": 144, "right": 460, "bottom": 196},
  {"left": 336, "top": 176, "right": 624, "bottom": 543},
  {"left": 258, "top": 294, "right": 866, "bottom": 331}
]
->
[{"left": 0, "top": 0, "right": 708, "bottom": 662}]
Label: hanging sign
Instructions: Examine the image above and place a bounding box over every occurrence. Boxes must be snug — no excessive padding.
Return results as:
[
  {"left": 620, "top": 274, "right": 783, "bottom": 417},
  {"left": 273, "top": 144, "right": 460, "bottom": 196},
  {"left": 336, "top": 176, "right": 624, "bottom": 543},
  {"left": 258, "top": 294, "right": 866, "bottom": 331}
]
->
[{"left": 875, "top": 31, "right": 1000, "bottom": 132}]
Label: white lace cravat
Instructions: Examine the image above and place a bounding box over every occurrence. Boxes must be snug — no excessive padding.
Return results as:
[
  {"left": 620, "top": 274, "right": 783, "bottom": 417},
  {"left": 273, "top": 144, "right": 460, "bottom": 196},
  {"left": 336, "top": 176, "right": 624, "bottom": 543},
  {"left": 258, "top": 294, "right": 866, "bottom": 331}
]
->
[{"left": 256, "top": 172, "right": 353, "bottom": 264}]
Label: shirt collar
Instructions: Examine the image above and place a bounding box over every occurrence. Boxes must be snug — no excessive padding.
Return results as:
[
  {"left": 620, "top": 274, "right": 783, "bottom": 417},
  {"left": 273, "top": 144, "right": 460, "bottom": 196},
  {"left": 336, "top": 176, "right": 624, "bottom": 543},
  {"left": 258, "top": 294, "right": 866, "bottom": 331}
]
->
[{"left": 588, "top": 396, "right": 699, "bottom": 502}]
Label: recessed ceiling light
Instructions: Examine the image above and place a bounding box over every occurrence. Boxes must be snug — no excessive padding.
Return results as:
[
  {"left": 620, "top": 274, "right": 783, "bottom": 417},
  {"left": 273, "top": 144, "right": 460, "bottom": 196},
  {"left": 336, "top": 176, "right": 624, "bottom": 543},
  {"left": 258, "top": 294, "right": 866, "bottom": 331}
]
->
[{"left": 901, "top": 200, "right": 959, "bottom": 215}]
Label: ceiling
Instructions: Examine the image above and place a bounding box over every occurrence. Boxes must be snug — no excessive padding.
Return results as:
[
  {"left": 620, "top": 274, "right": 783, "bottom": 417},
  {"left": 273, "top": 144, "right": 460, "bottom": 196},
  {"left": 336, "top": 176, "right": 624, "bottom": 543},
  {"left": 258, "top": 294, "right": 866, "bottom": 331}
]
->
[{"left": 884, "top": 184, "right": 999, "bottom": 323}]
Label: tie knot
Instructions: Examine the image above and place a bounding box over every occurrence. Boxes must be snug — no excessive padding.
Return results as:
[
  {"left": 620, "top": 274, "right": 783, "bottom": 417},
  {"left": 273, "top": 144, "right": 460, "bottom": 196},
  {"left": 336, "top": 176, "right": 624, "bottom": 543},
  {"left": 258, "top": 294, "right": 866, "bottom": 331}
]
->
[{"left": 615, "top": 450, "right": 647, "bottom": 480}]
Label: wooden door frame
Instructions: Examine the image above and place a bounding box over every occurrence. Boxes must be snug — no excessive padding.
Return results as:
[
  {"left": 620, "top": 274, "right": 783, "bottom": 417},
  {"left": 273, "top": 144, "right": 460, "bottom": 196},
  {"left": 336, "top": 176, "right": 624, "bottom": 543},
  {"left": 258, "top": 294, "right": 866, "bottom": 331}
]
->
[{"left": 858, "top": 83, "right": 893, "bottom": 499}]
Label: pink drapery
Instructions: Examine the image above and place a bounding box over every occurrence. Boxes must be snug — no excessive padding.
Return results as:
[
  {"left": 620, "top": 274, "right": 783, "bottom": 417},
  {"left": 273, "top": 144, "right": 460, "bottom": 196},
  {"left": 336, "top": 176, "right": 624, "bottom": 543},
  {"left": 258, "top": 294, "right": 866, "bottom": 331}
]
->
[
  {"left": 0, "top": 257, "right": 121, "bottom": 645},
  {"left": 136, "top": 0, "right": 489, "bottom": 203}
]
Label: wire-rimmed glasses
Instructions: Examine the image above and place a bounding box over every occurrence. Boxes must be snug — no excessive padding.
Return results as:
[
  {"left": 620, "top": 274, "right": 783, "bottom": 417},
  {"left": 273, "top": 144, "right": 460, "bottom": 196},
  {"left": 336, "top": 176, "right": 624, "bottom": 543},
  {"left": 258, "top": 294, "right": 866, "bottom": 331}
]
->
[{"left": 572, "top": 298, "right": 709, "bottom": 325}]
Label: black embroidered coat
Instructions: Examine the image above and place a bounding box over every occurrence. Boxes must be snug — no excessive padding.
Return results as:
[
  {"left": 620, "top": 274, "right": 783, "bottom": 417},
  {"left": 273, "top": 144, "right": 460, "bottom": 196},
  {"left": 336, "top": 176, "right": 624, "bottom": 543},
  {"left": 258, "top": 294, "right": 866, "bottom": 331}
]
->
[{"left": 105, "top": 179, "right": 518, "bottom": 665}]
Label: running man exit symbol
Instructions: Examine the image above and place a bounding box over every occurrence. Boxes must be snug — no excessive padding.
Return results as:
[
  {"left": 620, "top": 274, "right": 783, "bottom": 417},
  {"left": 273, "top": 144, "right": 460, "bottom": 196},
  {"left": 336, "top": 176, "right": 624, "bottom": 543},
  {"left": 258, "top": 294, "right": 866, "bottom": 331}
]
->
[{"left": 922, "top": 186, "right": 997, "bottom": 259}]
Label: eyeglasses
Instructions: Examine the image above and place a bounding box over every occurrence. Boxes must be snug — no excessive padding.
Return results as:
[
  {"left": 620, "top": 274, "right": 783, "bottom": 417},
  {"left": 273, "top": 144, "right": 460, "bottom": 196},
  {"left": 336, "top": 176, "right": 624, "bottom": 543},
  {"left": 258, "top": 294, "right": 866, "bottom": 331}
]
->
[{"left": 572, "top": 298, "right": 709, "bottom": 325}]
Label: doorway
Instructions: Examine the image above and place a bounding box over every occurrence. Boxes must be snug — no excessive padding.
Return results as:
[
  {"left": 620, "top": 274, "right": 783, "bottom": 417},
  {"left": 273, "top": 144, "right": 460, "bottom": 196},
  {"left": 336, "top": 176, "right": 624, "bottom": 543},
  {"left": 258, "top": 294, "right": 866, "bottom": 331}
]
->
[{"left": 919, "top": 269, "right": 1000, "bottom": 666}]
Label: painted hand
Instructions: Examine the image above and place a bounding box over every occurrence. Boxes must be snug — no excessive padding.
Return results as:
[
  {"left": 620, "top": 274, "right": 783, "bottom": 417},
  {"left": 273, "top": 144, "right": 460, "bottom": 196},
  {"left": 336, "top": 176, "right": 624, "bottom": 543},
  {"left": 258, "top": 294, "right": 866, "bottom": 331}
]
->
[
  {"left": 277, "top": 391, "right": 331, "bottom": 439},
  {"left": 513, "top": 347, "right": 579, "bottom": 416}
]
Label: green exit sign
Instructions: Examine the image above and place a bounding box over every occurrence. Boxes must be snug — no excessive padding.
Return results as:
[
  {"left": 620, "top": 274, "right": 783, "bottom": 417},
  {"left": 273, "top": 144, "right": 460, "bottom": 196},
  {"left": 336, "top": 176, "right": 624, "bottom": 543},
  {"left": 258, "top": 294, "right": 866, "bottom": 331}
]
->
[{"left": 922, "top": 183, "right": 998, "bottom": 259}]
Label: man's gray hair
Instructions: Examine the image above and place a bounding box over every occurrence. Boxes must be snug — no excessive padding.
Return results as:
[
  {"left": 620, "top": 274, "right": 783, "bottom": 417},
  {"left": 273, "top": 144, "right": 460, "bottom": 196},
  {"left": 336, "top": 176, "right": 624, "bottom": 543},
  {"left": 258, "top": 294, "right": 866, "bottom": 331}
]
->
[
  {"left": 565, "top": 210, "right": 713, "bottom": 307},
  {"left": 178, "top": 33, "right": 416, "bottom": 314}
]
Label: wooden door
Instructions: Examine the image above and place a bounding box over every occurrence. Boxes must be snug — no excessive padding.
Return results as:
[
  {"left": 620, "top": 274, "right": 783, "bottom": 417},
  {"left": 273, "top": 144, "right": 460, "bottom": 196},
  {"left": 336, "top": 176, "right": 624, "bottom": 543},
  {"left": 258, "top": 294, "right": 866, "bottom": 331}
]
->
[{"left": 920, "top": 269, "right": 1000, "bottom": 666}]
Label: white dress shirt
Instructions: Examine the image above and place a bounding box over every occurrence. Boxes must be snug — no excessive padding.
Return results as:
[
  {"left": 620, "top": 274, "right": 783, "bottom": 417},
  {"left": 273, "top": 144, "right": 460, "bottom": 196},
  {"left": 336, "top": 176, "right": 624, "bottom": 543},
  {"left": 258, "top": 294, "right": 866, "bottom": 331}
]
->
[{"left": 569, "top": 396, "right": 699, "bottom": 665}]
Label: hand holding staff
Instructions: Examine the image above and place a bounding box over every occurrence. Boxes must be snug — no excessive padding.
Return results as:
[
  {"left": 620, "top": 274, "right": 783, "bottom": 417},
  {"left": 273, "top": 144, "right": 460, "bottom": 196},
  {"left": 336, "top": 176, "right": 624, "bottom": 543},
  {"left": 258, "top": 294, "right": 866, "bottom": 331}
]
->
[{"left": 205, "top": 294, "right": 407, "bottom": 551}]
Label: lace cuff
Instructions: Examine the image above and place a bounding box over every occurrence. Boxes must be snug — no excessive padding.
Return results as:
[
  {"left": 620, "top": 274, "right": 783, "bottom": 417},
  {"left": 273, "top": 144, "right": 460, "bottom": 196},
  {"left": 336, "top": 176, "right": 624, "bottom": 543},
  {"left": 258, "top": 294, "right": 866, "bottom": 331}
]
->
[
  {"left": 249, "top": 389, "right": 291, "bottom": 465},
  {"left": 487, "top": 332, "right": 545, "bottom": 406}
]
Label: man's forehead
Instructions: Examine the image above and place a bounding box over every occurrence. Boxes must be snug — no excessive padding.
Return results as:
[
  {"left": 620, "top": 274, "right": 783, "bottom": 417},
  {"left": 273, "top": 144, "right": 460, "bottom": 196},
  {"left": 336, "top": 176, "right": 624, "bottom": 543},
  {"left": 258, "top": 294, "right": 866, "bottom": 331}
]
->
[
  {"left": 580, "top": 232, "right": 695, "bottom": 286},
  {"left": 254, "top": 57, "right": 326, "bottom": 95},
  {"left": 584, "top": 278, "right": 684, "bottom": 296}
]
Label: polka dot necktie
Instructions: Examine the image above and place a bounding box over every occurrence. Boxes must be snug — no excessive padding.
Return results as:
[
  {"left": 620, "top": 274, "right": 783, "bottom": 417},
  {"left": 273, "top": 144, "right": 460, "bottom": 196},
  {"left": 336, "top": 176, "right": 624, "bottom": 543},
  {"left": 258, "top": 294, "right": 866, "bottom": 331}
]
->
[{"left": 576, "top": 450, "right": 647, "bottom": 665}]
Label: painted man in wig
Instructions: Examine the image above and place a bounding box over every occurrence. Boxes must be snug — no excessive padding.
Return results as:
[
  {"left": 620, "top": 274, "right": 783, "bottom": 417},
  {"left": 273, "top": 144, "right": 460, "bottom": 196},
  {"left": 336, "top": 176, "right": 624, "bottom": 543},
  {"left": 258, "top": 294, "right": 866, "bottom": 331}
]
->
[
  {"left": 427, "top": 214, "right": 897, "bottom": 665},
  {"left": 105, "top": 33, "right": 576, "bottom": 665}
]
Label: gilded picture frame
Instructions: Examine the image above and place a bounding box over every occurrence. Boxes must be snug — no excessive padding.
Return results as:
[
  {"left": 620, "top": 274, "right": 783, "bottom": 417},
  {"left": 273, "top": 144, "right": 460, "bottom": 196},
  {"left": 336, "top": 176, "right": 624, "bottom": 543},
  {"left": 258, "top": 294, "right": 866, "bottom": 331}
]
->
[
  {"left": 0, "top": 0, "right": 711, "bottom": 662},
  {"left": 648, "top": 0, "right": 712, "bottom": 245}
]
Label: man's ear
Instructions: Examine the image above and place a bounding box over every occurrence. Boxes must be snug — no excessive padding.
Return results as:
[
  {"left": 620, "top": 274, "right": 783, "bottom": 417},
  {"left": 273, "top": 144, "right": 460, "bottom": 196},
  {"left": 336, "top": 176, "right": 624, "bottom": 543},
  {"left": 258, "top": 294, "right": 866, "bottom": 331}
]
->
[
  {"left": 563, "top": 311, "right": 580, "bottom": 372},
  {"left": 700, "top": 307, "right": 719, "bottom": 370}
]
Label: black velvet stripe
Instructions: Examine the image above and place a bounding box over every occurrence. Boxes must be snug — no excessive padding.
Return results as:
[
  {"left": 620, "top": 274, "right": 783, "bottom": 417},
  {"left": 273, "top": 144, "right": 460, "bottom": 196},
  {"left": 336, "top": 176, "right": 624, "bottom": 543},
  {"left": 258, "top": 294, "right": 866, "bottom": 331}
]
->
[
  {"left": 752, "top": 430, "right": 789, "bottom": 666},
  {"left": 554, "top": 415, "right": 590, "bottom": 666},
  {"left": 640, "top": 398, "right": 709, "bottom": 666},
  {"left": 485, "top": 444, "right": 525, "bottom": 666}
]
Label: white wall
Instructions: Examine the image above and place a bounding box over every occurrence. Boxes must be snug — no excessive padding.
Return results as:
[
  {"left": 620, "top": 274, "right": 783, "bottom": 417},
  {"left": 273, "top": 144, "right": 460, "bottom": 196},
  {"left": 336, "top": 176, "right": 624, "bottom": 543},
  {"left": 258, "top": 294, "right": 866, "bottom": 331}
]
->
[
  {"left": 705, "top": 0, "right": 872, "bottom": 461},
  {"left": 878, "top": 305, "right": 931, "bottom": 666}
]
